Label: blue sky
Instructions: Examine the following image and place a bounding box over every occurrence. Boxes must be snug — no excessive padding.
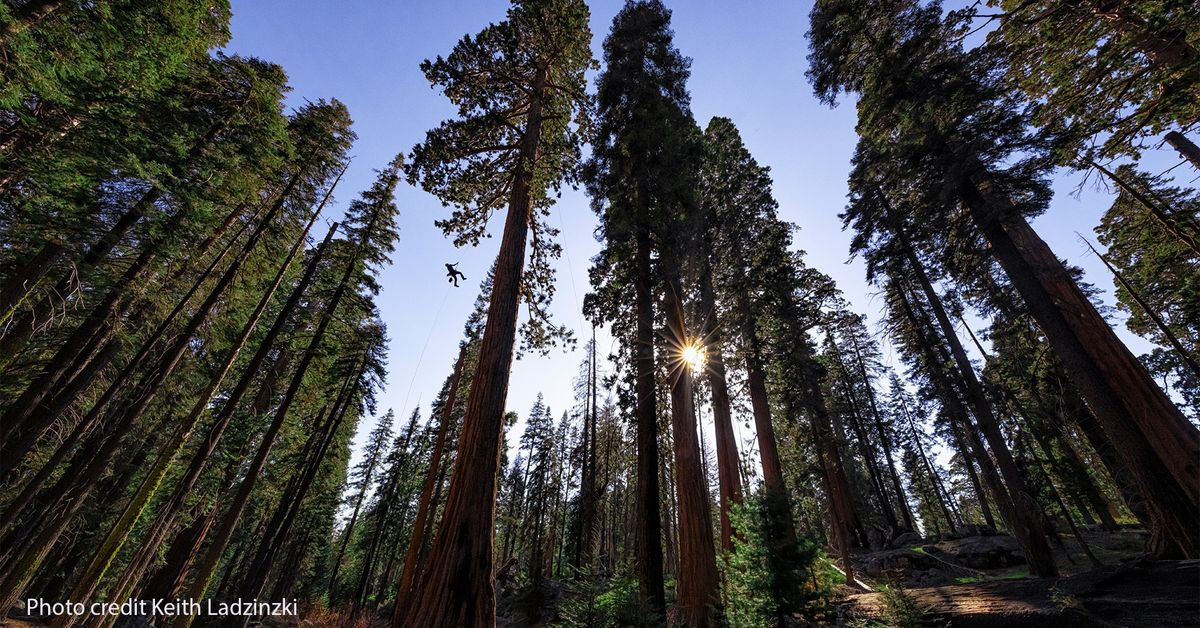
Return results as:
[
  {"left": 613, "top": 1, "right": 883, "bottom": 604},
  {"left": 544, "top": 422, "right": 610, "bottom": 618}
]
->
[{"left": 221, "top": 0, "right": 1184, "bottom": 470}]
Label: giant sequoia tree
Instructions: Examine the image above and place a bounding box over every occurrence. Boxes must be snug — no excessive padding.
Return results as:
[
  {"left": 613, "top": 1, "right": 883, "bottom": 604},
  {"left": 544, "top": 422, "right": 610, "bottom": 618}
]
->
[
  {"left": 399, "top": 0, "right": 593, "bottom": 624},
  {"left": 584, "top": 2, "right": 721, "bottom": 622},
  {"left": 981, "top": 0, "right": 1199, "bottom": 162},
  {"left": 698, "top": 115, "right": 848, "bottom": 608},
  {"left": 808, "top": 0, "right": 1199, "bottom": 559},
  {"left": 5, "top": 2, "right": 1200, "bottom": 626}
]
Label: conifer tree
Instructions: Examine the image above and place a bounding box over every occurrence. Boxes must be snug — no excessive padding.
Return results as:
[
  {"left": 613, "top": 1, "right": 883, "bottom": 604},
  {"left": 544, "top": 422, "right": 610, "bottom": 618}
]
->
[
  {"left": 584, "top": 3, "right": 721, "bottom": 620},
  {"left": 171, "top": 155, "right": 401, "bottom": 626},
  {"left": 400, "top": 1, "right": 592, "bottom": 622},
  {"left": 327, "top": 409, "right": 395, "bottom": 596},
  {"left": 808, "top": 0, "right": 1199, "bottom": 559},
  {"left": 982, "top": 0, "right": 1199, "bottom": 161}
]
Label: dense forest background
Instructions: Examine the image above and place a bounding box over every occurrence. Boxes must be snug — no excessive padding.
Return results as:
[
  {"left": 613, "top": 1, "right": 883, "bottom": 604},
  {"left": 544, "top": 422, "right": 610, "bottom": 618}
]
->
[{"left": 0, "top": 0, "right": 1196, "bottom": 627}]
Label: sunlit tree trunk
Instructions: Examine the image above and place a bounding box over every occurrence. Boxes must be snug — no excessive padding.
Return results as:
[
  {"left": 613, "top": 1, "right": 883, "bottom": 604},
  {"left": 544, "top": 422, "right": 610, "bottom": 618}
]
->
[
  {"left": 698, "top": 260, "right": 742, "bottom": 553},
  {"left": 663, "top": 271, "right": 721, "bottom": 626},
  {"left": 402, "top": 66, "right": 547, "bottom": 627},
  {"left": 393, "top": 344, "right": 467, "bottom": 612},
  {"left": 964, "top": 176, "right": 1199, "bottom": 558}
]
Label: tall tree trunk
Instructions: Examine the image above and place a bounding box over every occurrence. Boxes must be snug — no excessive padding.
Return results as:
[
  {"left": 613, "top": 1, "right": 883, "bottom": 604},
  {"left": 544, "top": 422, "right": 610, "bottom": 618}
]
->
[
  {"left": 104, "top": 351, "right": 292, "bottom": 626},
  {"left": 393, "top": 344, "right": 467, "bottom": 612},
  {"left": 662, "top": 450, "right": 678, "bottom": 580},
  {"left": 903, "top": 254, "right": 1058, "bottom": 576},
  {"left": 172, "top": 210, "right": 371, "bottom": 626},
  {"left": 1081, "top": 237, "right": 1200, "bottom": 378},
  {"left": 963, "top": 176, "right": 1199, "bottom": 558},
  {"left": 138, "top": 447, "right": 242, "bottom": 607},
  {"left": 631, "top": 217, "right": 666, "bottom": 615},
  {"left": 0, "top": 201, "right": 248, "bottom": 446},
  {"left": 570, "top": 343, "right": 593, "bottom": 573},
  {"left": 0, "top": 191, "right": 265, "bottom": 473},
  {"left": 328, "top": 452, "right": 380, "bottom": 597},
  {"left": 1056, "top": 433, "right": 1120, "bottom": 531},
  {"left": 573, "top": 325, "right": 601, "bottom": 572},
  {"left": 698, "top": 260, "right": 741, "bottom": 553},
  {"left": 104, "top": 278, "right": 309, "bottom": 610},
  {"left": 949, "top": 421, "right": 995, "bottom": 528},
  {"left": 1020, "top": 430, "right": 1103, "bottom": 567},
  {"left": 899, "top": 398, "right": 959, "bottom": 531},
  {"left": 809, "top": 406, "right": 858, "bottom": 587},
  {"left": 893, "top": 280, "right": 1001, "bottom": 531},
  {"left": 902, "top": 285, "right": 1019, "bottom": 544},
  {"left": 0, "top": 183, "right": 285, "bottom": 615},
  {"left": 401, "top": 66, "right": 547, "bottom": 628},
  {"left": 237, "top": 374, "right": 358, "bottom": 615},
  {"left": 663, "top": 271, "right": 721, "bottom": 627},
  {"left": 827, "top": 339, "right": 898, "bottom": 533},
  {"left": 86, "top": 188, "right": 313, "bottom": 604},
  {"left": 1030, "top": 417, "right": 1119, "bottom": 532},
  {"left": 54, "top": 194, "right": 331, "bottom": 623},
  {"left": 0, "top": 107, "right": 243, "bottom": 367},
  {"left": 1069, "top": 399, "right": 1148, "bottom": 525},
  {"left": 789, "top": 331, "right": 860, "bottom": 583},
  {"left": 269, "top": 525, "right": 314, "bottom": 601},
  {"left": 850, "top": 334, "right": 916, "bottom": 531}
]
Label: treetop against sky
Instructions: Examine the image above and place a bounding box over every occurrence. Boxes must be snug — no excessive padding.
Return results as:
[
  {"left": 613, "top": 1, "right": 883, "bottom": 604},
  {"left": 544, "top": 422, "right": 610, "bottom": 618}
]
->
[{"left": 222, "top": 0, "right": 1178, "bottom": 464}]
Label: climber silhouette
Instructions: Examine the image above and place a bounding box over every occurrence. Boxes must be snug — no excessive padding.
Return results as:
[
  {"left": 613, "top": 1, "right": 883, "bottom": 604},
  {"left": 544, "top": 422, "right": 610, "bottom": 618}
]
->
[{"left": 445, "top": 262, "right": 466, "bottom": 287}]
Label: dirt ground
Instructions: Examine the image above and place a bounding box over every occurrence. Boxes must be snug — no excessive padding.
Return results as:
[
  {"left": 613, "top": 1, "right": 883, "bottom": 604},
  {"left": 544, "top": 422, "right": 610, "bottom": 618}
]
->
[{"left": 843, "top": 529, "right": 1199, "bottom": 627}]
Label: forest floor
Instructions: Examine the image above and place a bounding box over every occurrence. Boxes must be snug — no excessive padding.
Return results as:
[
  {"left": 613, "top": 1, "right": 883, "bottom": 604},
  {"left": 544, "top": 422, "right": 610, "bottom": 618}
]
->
[
  {"left": 5, "top": 531, "right": 1194, "bottom": 627},
  {"left": 842, "top": 528, "right": 1200, "bottom": 627}
]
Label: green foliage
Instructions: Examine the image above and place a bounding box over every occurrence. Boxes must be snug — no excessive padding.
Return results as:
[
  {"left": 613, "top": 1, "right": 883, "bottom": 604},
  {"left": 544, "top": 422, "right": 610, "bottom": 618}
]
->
[
  {"left": 556, "top": 575, "right": 664, "bottom": 628},
  {"left": 721, "top": 494, "right": 829, "bottom": 627},
  {"left": 405, "top": 0, "right": 594, "bottom": 355},
  {"left": 584, "top": 0, "right": 705, "bottom": 328},
  {"left": 1095, "top": 167, "right": 1200, "bottom": 417},
  {"left": 877, "top": 584, "right": 929, "bottom": 628},
  {"left": 0, "top": 1, "right": 231, "bottom": 111},
  {"left": 982, "top": 0, "right": 1200, "bottom": 161}
]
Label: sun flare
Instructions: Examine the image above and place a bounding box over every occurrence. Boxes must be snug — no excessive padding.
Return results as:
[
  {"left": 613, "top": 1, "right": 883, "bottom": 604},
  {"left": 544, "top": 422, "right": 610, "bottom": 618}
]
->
[{"left": 680, "top": 342, "right": 707, "bottom": 374}]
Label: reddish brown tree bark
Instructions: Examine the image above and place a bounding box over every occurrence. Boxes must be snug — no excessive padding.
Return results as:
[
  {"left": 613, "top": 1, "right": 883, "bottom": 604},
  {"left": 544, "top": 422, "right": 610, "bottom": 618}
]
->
[
  {"left": 400, "top": 66, "right": 548, "bottom": 628},
  {"left": 663, "top": 272, "right": 721, "bottom": 626},
  {"left": 965, "top": 177, "right": 1199, "bottom": 558},
  {"left": 393, "top": 344, "right": 467, "bottom": 613},
  {"left": 698, "top": 264, "right": 742, "bottom": 554}
]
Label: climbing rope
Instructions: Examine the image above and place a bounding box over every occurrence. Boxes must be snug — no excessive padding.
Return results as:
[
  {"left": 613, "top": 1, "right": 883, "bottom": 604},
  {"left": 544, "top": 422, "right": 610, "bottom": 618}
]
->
[{"left": 395, "top": 278, "right": 452, "bottom": 425}]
